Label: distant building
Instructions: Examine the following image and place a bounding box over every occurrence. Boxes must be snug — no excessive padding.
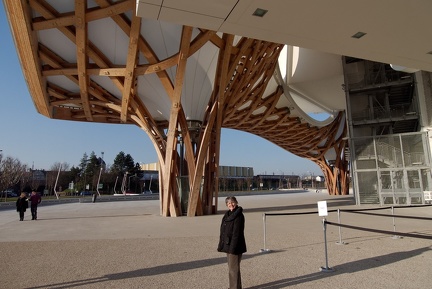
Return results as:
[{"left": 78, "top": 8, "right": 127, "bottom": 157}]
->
[{"left": 139, "top": 163, "right": 317, "bottom": 191}]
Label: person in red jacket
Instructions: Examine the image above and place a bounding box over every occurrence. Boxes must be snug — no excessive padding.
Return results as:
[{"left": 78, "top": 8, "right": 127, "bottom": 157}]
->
[
  {"left": 217, "top": 196, "right": 247, "bottom": 289},
  {"left": 28, "top": 190, "right": 42, "bottom": 220}
]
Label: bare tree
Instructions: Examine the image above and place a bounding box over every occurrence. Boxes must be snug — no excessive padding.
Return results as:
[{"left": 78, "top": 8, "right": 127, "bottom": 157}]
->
[
  {"left": 0, "top": 156, "right": 28, "bottom": 201},
  {"left": 18, "top": 170, "right": 32, "bottom": 193}
]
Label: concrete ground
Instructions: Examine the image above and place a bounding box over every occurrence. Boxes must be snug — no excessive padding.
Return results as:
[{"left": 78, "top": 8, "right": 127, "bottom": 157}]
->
[{"left": 0, "top": 190, "right": 431, "bottom": 289}]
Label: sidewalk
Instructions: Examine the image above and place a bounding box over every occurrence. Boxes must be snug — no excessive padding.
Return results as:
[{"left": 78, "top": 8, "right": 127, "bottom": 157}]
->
[{"left": 0, "top": 191, "right": 431, "bottom": 288}]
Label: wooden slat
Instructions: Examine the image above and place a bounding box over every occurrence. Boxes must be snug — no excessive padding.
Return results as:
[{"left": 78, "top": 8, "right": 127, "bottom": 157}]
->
[
  {"left": 4, "top": 0, "right": 51, "bottom": 117},
  {"left": 94, "top": 0, "right": 176, "bottom": 101},
  {"left": 75, "top": 0, "right": 93, "bottom": 121},
  {"left": 212, "top": 34, "right": 234, "bottom": 213},
  {"left": 31, "top": 0, "right": 126, "bottom": 103},
  {"left": 161, "top": 26, "right": 193, "bottom": 216},
  {"left": 33, "top": 1, "right": 133, "bottom": 31},
  {"left": 120, "top": 14, "right": 141, "bottom": 122}
]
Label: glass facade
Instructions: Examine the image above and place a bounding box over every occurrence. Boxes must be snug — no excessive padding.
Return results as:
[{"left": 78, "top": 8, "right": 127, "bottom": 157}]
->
[{"left": 352, "top": 132, "right": 432, "bottom": 205}]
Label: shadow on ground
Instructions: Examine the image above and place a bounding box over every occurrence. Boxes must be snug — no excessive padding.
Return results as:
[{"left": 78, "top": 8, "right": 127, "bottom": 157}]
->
[{"left": 29, "top": 246, "right": 430, "bottom": 289}]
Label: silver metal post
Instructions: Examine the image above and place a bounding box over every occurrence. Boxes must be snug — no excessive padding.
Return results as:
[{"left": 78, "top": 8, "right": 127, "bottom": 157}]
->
[
  {"left": 391, "top": 206, "right": 402, "bottom": 239},
  {"left": 320, "top": 218, "right": 334, "bottom": 272},
  {"left": 96, "top": 167, "right": 102, "bottom": 197},
  {"left": 336, "top": 209, "right": 346, "bottom": 245},
  {"left": 53, "top": 163, "right": 61, "bottom": 200},
  {"left": 260, "top": 213, "right": 270, "bottom": 253}
]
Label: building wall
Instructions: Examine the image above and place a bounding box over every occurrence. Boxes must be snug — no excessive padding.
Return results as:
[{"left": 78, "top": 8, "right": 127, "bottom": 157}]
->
[
  {"left": 344, "top": 58, "right": 432, "bottom": 205},
  {"left": 416, "top": 71, "right": 432, "bottom": 127}
]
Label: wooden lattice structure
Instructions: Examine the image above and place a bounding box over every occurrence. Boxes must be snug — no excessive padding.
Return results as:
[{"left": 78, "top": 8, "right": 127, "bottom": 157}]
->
[{"left": 4, "top": 0, "right": 349, "bottom": 217}]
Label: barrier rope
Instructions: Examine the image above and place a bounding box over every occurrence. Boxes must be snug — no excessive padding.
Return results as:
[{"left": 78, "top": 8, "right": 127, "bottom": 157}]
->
[
  {"left": 263, "top": 204, "right": 432, "bottom": 218},
  {"left": 260, "top": 204, "right": 432, "bottom": 272},
  {"left": 264, "top": 210, "right": 337, "bottom": 216},
  {"left": 260, "top": 204, "right": 432, "bottom": 253},
  {"left": 340, "top": 210, "right": 432, "bottom": 221},
  {"left": 324, "top": 220, "right": 432, "bottom": 240}
]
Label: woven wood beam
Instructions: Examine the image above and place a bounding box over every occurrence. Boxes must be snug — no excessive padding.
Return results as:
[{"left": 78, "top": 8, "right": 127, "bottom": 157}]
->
[
  {"left": 186, "top": 34, "right": 234, "bottom": 216},
  {"left": 187, "top": 100, "right": 219, "bottom": 216},
  {"left": 4, "top": 0, "right": 51, "bottom": 117},
  {"left": 32, "top": 1, "right": 133, "bottom": 31},
  {"left": 177, "top": 112, "right": 197, "bottom": 187},
  {"left": 94, "top": 0, "right": 175, "bottom": 100},
  {"left": 75, "top": 0, "right": 93, "bottom": 121},
  {"left": 214, "top": 34, "right": 234, "bottom": 213},
  {"left": 120, "top": 14, "right": 141, "bottom": 122},
  {"left": 40, "top": 45, "right": 120, "bottom": 105},
  {"left": 30, "top": 0, "right": 126, "bottom": 108},
  {"left": 161, "top": 26, "right": 192, "bottom": 216}
]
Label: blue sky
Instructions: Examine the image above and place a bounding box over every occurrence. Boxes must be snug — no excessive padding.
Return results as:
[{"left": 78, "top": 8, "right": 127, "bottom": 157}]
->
[{"left": 0, "top": 3, "right": 322, "bottom": 176}]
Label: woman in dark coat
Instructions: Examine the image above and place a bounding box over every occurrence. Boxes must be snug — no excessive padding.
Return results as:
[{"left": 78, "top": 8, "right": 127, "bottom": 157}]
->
[
  {"left": 218, "top": 196, "right": 246, "bottom": 289},
  {"left": 16, "top": 192, "right": 28, "bottom": 221}
]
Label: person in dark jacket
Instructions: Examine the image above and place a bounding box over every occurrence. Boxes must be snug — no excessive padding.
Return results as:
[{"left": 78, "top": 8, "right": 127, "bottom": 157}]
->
[
  {"left": 16, "top": 192, "right": 28, "bottom": 221},
  {"left": 217, "top": 196, "right": 246, "bottom": 289},
  {"left": 28, "top": 190, "right": 42, "bottom": 220}
]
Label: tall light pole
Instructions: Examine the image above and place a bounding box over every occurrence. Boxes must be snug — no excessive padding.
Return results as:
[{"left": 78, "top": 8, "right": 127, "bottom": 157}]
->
[
  {"left": 312, "top": 172, "right": 315, "bottom": 189},
  {"left": 307, "top": 170, "right": 314, "bottom": 189},
  {"left": 53, "top": 162, "right": 62, "bottom": 199},
  {"left": 121, "top": 172, "right": 128, "bottom": 194},
  {"left": 128, "top": 174, "right": 136, "bottom": 191},
  {"left": 96, "top": 152, "right": 104, "bottom": 196}
]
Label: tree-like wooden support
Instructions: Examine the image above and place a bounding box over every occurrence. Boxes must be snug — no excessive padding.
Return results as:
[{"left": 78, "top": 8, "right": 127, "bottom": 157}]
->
[{"left": 4, "top": 0, "right": 350, "bottom": 217}]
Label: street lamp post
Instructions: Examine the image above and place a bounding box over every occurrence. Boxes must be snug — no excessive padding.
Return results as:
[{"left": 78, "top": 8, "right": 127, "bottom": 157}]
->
[
  {"left": 307, "top": 170, "right": 315, "bottom": 189},
  {"left": 312, "top": 173, "right": 314, "bottom": 189},
  {"left": 96, "top": 152, "right": 104, "bottom": 196},
  {"left": 148, "top": 175, "right": 153, "bottom": 193},
  {"left": 121, "top": 172, "right": 128, "bottom": 194},
  {"left": 128, "top": 174, "right": 136, "bottom": 191}
]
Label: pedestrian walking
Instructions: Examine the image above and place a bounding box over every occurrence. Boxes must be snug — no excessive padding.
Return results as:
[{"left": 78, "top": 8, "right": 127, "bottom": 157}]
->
[
  {"left": 28, "top": 190, "right": 42, "bottom": 220},
  {"left": 16, "top": 192, "right": 28, "bottom": 221}
]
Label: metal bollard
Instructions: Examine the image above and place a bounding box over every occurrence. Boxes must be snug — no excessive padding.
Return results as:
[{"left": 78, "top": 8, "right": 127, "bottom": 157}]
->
[
  {"left": 336, "top": 209, "right": 346, "bottom": 245},
  {"left": 391, "top": 206, "right": 402, "bottom": 239},
  {"left": 260, "top": 213, "right": 271, "bottom": 253},
  {"left": 320, "top": 218, "right": 334, "bottom": 272}
]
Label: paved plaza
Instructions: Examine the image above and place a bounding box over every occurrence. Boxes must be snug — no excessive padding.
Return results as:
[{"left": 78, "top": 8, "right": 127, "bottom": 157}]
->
[{"left": 0, "top": 191, "right": 431, "bottom": 289}]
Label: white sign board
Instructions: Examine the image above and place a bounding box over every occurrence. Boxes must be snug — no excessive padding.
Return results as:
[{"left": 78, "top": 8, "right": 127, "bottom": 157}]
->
[{"left": 317, "top": 201, "right": 328, "bottom": 217}]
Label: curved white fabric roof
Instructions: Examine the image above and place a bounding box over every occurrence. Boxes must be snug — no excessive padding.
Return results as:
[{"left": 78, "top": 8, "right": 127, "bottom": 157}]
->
[{"left": 36, "top": 0, "right": 344, "bottom": 127}]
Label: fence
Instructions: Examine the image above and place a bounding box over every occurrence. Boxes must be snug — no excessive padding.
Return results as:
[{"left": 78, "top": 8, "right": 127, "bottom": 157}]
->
[{"left": 259, "top": 204, "right": 432, "bottom": 272}]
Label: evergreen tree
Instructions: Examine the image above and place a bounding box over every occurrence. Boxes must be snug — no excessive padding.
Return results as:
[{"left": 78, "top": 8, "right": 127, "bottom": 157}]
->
[
  {"left": 79, "top": 153, "right": 89, "bottom": 175},
  {"left": 87, "top": 151, "right": 99, "bottom": 175},
  {"left": 78, "top": 153, "right": 90, "bottom": 191},
  {"left": 111, "top": 152, "right": 135, "bottom": 175}
]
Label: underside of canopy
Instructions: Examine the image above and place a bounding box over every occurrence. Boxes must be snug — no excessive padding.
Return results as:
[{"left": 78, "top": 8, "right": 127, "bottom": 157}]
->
[{"left": 4, "top": 0, "right": 349, "bottom": 216}]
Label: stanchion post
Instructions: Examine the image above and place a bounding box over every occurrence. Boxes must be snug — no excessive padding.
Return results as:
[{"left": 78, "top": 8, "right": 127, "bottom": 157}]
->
[
  {"left": 391, "top": 206, "right": 402, "bottom": 239},
  {"left": 260, "top": 213, "right": 271, "bottom": 253},
  {"left": 336, "top": 209, "right": 346, "bottom": 245},
  {"left": 320, "top": 218, "right": 334, "bottom": 272}
]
